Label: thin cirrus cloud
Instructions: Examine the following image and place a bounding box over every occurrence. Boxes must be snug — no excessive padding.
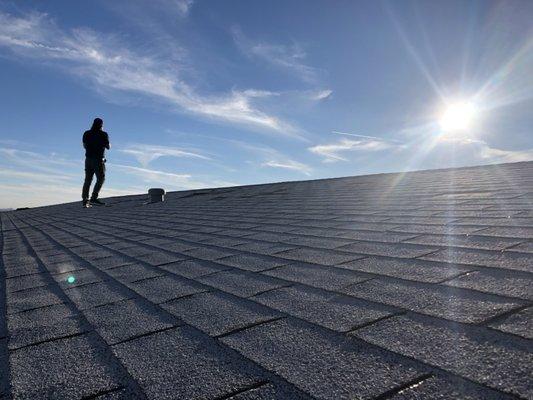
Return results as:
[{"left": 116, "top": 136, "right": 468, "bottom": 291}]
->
[
  {"left": 174, "top": 0, "right": 194, "bottom": 16},
  {"left": 0, "top": 146, "right": 138, "bottom": 208},
  {"left": 309, "top": 127, "right": 533, "bottom": 167},
  {"left": 0, "top": 147, "right": 78, "bottom": 174},
  {"left": 231, "top": 140, "right": 312, "bottom": 175},
  {"left": 261, "top": 159, "right": 312, "bottom": 176},
  {"left": 112, "top": 163, "right": 235, "bottom": 190},
  {"left": 232, "top": 26, "right": 321, "bottom": 84},
  {"left": 0, "top": 10, "right": 298, "bottom": 136},
  {"left": 120, "top": 144, "right": 211, "bottom": 167},
  {"left": 309, "top": 137, "right": 395, "bottom": 163}
]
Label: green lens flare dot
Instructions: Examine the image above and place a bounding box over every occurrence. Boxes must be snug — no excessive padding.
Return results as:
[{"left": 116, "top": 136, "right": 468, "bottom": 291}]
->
[{"left": 67, "top": 276, "right": 76, "bottom": 284}]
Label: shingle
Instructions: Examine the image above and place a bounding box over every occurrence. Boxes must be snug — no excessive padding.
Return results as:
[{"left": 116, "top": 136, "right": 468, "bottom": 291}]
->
[
  {"left": 91, "top": 256, "right": 134, "bottom": 270},
  {"left": 104, "top": 241, "right": 138, "bottom": 251},
  {"left": 44, "top": 259, "right": 86, "bottom": 274},
  {"left": 389, "top": 376, "right": 516, "bottom": 400},
  {"left": 353, "top": 314, "right": 533, "bottom": 398},
  {"left": 182, "top": 246, "right": 239, "bottom": 260},
  {"left": 4, "top": 261, "right": 44, "bottom": 277},
  {"left": 474, "top": 226, "right": 533, "bottom": 239},
  {"left": 453, "top": 217, "right": 533, "bottom": 226},
  {"left": 83, "top": 298, "right": 177, "bottom": 344},
  {"left": 157, "top": 240, "right": 199, "bottom": 252},
  {"left": 0, "top": 338, "right": 8, "bottom": 398},
  {"left": 82, "top": 250, "right": 116, "bottom": 261},
  {"left": 404, "top": 233, "right": 523, "bottom": 251},
  {"left": 7, "top": 303, "right": 87, "bottom": 349},
  {"left": 389, "top": 224, "right": 483, "bottom": 235},
  {"left": 264, "top": 262, "right": 369, "bottom": 291},
  {"left": 273, "top": 247, "right": 363, "bottom": 265},
  {"left": 343, "top": 278, "right": 522, "bottom": 323},
  {"left": 444, "top": 270, "right": 533, "bottom": 300},
  {"left": 334, "top": 230, "right": 418, "bottom": 243},
  {"left": 6, "top": 273, "right": 49, "bottom": 293},
  {"left": 337, "top": 256, "right": 472, "bottom": 283},
  {"left": 221, "top": 318, "right": 427, "bottom": 400},
  {"left": 10, "top": 333, "right": 130, "bottom": 399},
  {"left": 282, "top": 236, "right": 356, "bottom": 249},
  {"left": 226, "top": 382, "right": 311, "bottom": 400},
  {"left": 216, "top": 254, "right": 289, "bottom": 272},
  {"left": 244, "top": 232, "right": 299, "bottom": 243},
  {"left": 112, "top": 326, "right": 265, "bottom": 400},
  {"left": 420, "top": 248, "right": 533, "bottom": 273},
  {"left": 161, "top": 291, "right": 280, "bottom": 336},
  {"left": 65, "top": 281, "right": 132, "bottom": 310},
  {"left": 253, "top": 285, "right": 393, "bottom": 332},
  {"left": 232, "top": 242, "right": 297, "bottom": 255},
  {"left": 507, "top": 240, "right": 533, "bottom": 253},
  {"left": 198, "top": 270, "right": 286, "bottom": 297},
  {"left": 489, "top": 307, "right": 532, "bottom": 339},
  {"left": 106, "top": 262, "right": 164, "bottom": 283},
  {"left": 128, "top": 274, "right": 207, "bottom": 303},
  {"left": 133, "top": 251, "right": 188, "bottom": 266},
  {"left": 7, "top": 286, "right": 64, "bottom": 314},
  {"left": 92, "top": 387, "right": 140, "bottom": 399},
  {"left": 118, "top": 246, "right": 152, "bottom": 257},
  {"left": 200, "top": 236, "right": 249, "bottom": 247},
  {"left": 159, "top": 259, "right": 231, "bottom": 278},
  {"left": 53, "top": 268, "right": 104, "bottom": 288},
  {"left": 37, "top": 252, "right": 73, "bottom": 265},
  {"left": 337, "top": 241, "right": 438, "bottom": 258}
]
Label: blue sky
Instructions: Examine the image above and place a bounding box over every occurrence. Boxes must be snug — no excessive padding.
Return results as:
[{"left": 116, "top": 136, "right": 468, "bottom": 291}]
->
[{"left": 0, "top": 0, "right": 532, "bottom": 208}]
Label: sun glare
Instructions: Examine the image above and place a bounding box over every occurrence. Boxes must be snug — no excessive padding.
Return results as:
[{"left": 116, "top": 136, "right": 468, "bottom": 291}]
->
[{"left": 439, "top": 101, "right": 477, "bottom": 132}]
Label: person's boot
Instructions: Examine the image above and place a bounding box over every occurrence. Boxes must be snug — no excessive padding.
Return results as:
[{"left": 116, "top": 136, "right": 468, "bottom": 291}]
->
[
  {"left": 90, "top": 198, "right": 106, "bottom": 206},
  {"left": 82, "top": 200, "right": 92, "bottom": 208}
]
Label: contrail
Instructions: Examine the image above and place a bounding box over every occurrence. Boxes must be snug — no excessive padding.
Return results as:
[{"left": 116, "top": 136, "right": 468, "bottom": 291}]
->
[{"left": 332, "top": 130, "right": 403, "bottom": 143}]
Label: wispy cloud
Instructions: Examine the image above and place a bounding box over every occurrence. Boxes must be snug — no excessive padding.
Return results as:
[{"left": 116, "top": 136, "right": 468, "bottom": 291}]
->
[
  {"left": 0, "top": 10, "right": 297, "bottom": 135},
  {"left": 0, "top": 141, "right": 236, "bottom": 207},
  {"left": 310, "top": 89, "right": 333, "bottom": 101},
  {"left": 309, "top": 126, "right": 533, "bottom": 167},
  {"left": 174, "top": 0, "right": 194, "bottom": 16},
  {"left": 438, "top": 136, "right": 533, "bottom": 164},
  {"left": 0, "top": 147, "right": 77, "bottom": 174},
  {"left": 112, "top": 163, "right": 234, "bottom": 190},
  {"left": 261, "top": 159, "right": 312, "bottom": 176},
  {"left": 120, "top": 143, "right": 210, "bottom": 167},
  {"left": 232, "top": 27, "right": 320, "bottom": 83},
  {"left": 0, "top": 145, "right": 137, "bottom": 208},
  {"left": 232, "top": 141, "right": 312, "bottom": 175},
  {"left": 0, "top": 168, "right": 75, "bottom": 183},
  {"left": 309, "top": 138, "right": 395, "bottom": 162}
]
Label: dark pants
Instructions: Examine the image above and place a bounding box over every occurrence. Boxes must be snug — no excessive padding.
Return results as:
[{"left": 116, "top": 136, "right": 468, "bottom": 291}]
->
[{"left": 82, "top": 157, "right": 105, "bottom": 200}]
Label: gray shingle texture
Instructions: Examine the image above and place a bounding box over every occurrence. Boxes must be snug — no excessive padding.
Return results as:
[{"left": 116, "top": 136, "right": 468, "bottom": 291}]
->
[{"left": 1, "top": 161, "right": 532, "bottom": 399}]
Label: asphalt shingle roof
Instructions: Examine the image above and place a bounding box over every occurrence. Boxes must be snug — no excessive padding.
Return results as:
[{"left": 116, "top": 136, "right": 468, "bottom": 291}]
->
[{"left": 1, "top": 161, "right": 532, "bottom": 399}]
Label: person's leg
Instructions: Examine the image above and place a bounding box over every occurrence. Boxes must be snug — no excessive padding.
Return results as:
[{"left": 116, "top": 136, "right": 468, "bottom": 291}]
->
[
  {"left": 91, "top": 159, "right": 106, "bottom": 200},
  {"left": 82, "top": 158, "right": 95, "bottom": 201}
]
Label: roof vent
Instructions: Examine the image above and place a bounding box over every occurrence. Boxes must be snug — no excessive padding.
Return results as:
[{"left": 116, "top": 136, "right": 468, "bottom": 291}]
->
[{"left": 148, "top": 188, "right": 165, "bottom": 203}]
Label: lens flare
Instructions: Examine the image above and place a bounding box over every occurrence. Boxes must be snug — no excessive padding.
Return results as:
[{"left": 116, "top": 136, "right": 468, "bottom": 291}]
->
[{"left": 67, "top": 275, "right": 76, "bottom": 284}]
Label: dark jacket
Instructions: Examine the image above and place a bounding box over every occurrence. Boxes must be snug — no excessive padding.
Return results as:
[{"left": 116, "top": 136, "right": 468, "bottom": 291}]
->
[{"left": 83, "top": 129, "right": 110, "bottom": 159}]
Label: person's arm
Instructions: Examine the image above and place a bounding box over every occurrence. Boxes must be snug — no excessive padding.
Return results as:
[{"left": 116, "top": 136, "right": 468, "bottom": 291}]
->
[
  {"left": 82, "top": 131, "right": 88, "bottom": 149},
  {"left": 104, "top": 132, "right": 110, "bottom": 150}
]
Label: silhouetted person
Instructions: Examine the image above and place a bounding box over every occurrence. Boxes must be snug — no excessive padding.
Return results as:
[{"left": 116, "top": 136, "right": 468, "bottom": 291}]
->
[{"left": 82, "top": 118, "right": 110, "bottom": 207}]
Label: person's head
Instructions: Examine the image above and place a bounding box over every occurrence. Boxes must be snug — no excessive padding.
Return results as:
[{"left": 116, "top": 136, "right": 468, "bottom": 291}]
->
[{"left": 91, "top": 118, "right": 103, "bottom": 130}]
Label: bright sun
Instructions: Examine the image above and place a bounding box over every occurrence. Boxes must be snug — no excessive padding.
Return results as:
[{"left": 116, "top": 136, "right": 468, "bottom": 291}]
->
[{"left": 439, "top": 101, "right": 477, "bottom": 132}]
